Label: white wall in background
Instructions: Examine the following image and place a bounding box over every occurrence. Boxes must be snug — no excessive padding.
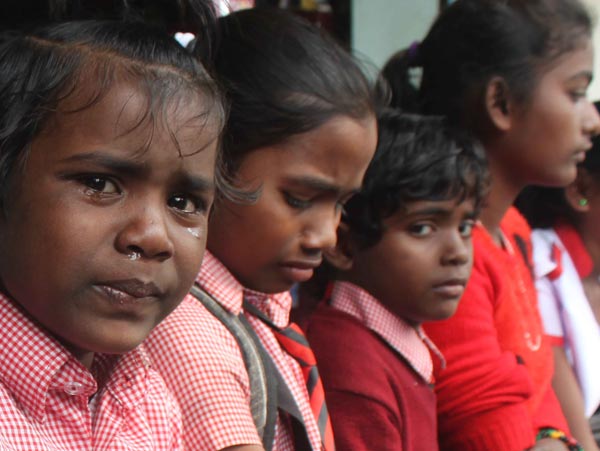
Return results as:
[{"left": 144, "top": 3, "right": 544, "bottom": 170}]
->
[
  {"left": 352, "top": 0, "right": 600, "bottom": 103},
  {"left": 351, "top": 0, "right": 437, "bottom": 70}
]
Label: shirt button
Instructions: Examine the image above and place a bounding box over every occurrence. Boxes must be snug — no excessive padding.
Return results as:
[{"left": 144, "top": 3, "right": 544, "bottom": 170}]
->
[{"left": 63, "top": 381, "right": 85, "bottom": 396}]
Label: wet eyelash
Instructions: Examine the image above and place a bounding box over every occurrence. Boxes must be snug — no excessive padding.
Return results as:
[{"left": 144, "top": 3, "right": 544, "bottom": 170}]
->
[
  {"left": 168, "top": 193, "right": 208, "bottom": 214},
  {"left": 283, "top": 192, "right": 311, "bottom": 209},
  {"left": 75, "top": 174, "right": 121, "bottom": 195}
]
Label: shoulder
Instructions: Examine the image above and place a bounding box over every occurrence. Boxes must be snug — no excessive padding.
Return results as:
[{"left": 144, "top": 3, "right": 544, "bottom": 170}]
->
[
  {"left": 144, "top": 293, "right": 250, "bottom": 408},
  {"left": 146, "top": 294, "right": 243, "bottom": 363},
  {"left": 144, "top": 296, "right": 262, "bottom": 449},
  {"left": 307, "top": 303, "right": 379, "bottom": 364},
  {"left": 142, "top": 365, "right": 183, "bottom": 419},
  {"left": 503, "top": 207, "right": 532, "bottom": 238},
  {"left": 307, "top": 304, "right": 425, "bottom": 396}
]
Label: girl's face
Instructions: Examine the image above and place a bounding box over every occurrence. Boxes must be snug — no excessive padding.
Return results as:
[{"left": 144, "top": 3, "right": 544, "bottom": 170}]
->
[
  {"left": 0, "top": 81, "right": 218, "bottom": 367},
  {"left": 348, "top": 197, "right": 477, "bottom": 325},
  {"left": 208, "top": 115, "right": 378, "bottom": 294},
  {"left": 494, "top": 38, "right": 600, "bottom": 188}
]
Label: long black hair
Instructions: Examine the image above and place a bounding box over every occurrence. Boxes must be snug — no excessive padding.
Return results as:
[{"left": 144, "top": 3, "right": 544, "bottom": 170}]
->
[
  {"left": 383, "top": 0, "right": 592, "bottom": 128},
  {"left": 205, "top": 7, "right": 377, "bottom": 175}
]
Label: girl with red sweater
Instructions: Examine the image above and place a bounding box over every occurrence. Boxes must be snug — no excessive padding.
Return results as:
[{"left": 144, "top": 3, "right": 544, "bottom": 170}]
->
[
  {"left": 384, "top": 0, "right": 600, "bottom": 449},
  {"left": 516, "top": 102, "right": 600, "bottom": 451}
]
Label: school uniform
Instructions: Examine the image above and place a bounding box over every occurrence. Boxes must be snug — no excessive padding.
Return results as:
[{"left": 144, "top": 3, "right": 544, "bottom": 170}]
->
[
  {"left": 531, "top": 223, "right": 600, "bottom": 417},
  {"left": 144, "top": 251, "right": 324, "bottom": 451},
  {"left": 306, "top": 281, "right": 441, "bottom": 451},
  {"left": 423, "top": 207, "right": 569, "bottom": 451},
  {"left": 0, "top": 292, "right": 182, "bottom": 451}
]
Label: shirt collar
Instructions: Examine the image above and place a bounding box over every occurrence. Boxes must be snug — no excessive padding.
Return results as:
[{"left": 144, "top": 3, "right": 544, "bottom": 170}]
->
[
  {"left": 101, "top": 346, "right": 152, "bottom": 411},
  {"left": 330, "top": 281, "right": 443, "bottom": 383},
  {"left": 243, "top": 288, "right": 293, "bottom": 329},
  {"left": 0, "top": 294, "right": 78, "bottom": 422},
  {"left": 197, "top": 251, "right": 293, "bottom": 326},
  {"left": 0, "top": 293, "right": 153, "bottom": 422},
  {"left": 555, "top": 221, "right": 594, "bottom": 278},
  {"left": 197, "top": 251, "right": 245, "bottom": 315}
]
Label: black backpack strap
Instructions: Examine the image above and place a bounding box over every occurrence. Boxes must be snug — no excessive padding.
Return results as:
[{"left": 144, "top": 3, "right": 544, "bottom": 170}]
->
[
  {"left": 243, "top": 301, "right": 313, "bottom": 451},
  {"left": 189, "top": 284, "right": 274, "bottom": 449},
  {"left": 237, "top": 314, "right": 279, "bottom": 451}
]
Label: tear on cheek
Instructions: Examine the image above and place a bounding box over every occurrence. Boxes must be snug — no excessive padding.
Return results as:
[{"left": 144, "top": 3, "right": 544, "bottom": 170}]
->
[{"left": 186, "top": 228, "right": 202, "bottom": 240}]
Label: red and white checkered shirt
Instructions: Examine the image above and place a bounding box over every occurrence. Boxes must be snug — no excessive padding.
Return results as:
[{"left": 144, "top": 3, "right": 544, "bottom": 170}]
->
[
  {"left": 330, "top": 281, "right": 444, "bottom": 383},
  {"left": 145, "top": 251, "right": 323, "bottom": 451},
  {"left": 0, "top": 292, "right": 182, "bottom": 451}
]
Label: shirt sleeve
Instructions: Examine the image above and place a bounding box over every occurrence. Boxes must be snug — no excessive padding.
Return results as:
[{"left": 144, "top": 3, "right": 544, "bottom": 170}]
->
[
  {"left": 161, "top": 374, "right": 184, "bottom": 451},
  {"left": 144, "top": 296, "right": 262, "bottom": 450},
  {"left": 423, "top": 256, "right": 536, "bottom": 451}
]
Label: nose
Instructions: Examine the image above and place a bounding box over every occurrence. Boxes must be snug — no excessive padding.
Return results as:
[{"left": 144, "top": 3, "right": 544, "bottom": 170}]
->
[
  {"left": 300, "top": 205, "right": 340, "bottom": 253},
  {"left": 441, "top": 231, "right": 470, "bottom": 266},
  {"left": 115, "top": 203, "right": 175, "bottom": 262},
  {"left": 583, "top": 99, "right": 600, "bottom": 137}
]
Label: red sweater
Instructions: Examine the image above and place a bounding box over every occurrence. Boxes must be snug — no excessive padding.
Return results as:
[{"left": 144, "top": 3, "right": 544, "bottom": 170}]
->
[
  {"left": 423, "top": 207, "right": 568, "bottom": 451},
  {"left": 307, "top": 304, "right": 438, "bottom": 451}
]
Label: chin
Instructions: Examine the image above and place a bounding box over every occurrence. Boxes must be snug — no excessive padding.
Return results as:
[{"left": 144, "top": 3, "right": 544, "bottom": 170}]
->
[
  {"left": 89, "top": 328, "right": 152, "bottom": 355},
  {"left": 428, "top": 304, "right": 460, "bottom": 322},
  {"left": 537, "top": 167, "right": 577, "bottom": 188},
  {"left": 245, "top": 277, "right": 294, "bottom": 295}
]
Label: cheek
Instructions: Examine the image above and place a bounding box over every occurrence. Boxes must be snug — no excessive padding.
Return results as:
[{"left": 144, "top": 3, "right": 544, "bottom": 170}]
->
[{"left": 174, "top": 226, "right": 209, "bottom": 274}]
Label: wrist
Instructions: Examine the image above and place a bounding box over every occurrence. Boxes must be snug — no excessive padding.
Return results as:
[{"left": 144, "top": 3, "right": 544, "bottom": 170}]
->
[{"left": 536, "top": 428, "right": 582, "bottom": 451}]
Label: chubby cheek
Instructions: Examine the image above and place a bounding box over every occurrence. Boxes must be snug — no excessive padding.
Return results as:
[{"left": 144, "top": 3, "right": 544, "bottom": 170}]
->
[{"left": 169, "top": 225, "right": 208, "bottom": 291}]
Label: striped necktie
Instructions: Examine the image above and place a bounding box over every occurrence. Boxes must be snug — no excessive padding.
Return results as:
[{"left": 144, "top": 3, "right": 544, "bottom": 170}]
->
[{"left": 244, "top": 299, "right": 335, "bottom": 451}]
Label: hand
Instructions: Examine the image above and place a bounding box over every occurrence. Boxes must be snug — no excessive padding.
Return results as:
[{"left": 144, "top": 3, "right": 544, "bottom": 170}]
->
[{"left": 529, "top": 438, "right": 569, "bottom": 451}]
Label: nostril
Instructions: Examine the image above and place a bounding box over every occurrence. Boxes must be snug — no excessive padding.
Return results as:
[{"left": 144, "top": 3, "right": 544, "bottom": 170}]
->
[{"left": 126, "top": 245, "right": 143, "bottom": 261}]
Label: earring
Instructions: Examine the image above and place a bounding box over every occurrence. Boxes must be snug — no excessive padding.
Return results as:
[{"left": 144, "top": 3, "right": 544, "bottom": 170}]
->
[{"left": 579, "top": 198, "right": 589, "bottom": 207}]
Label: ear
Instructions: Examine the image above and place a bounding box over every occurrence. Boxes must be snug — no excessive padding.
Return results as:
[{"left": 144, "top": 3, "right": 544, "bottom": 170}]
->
[
  {"left": 484, "top": 76, "right": 512, "bottom": 132},
  {"left": 323, "top": 222, "right": 355, "bottom": 271},
  {"left": 565, "top": 168, "right": 592, "bottom": 212}
]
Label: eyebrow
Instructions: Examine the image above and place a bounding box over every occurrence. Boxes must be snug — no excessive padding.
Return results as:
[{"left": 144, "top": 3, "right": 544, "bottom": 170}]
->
[
  {"left": 283, "top": 175, "right": 357, "bottom": 196},
  {"left": 60, "top": 152, "right": 148, "bottom": 176},
  {"left": 406, "top": 206, "right": 477, "bottom": 219},
  {"left": 59, "top": 151, "right": 214, "bottom": 192}
]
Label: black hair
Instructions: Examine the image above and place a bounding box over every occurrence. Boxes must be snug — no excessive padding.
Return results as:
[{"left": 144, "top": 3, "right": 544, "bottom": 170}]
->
[
  {"left": 206, "top": 7, "right": 377, "bottom": 174},
  {"left": 343, "top": 109, "right": 488, "bottom": 248},
  {"left": 0, "top": 0, "right": 217, "bottom": 33},
  {"left": 0, "top": 19, "right": 225, "bottom": 213},
  {"left": 516, "top": 101, "right": 600, "bottom": 228},
  {"left": 0, "top": 1, "right": 218, "bottom": 62},
  {"left": 383, "top": 0, "right": 592, "bottom": 126},
  {"left": 380, "top": 46, "right": 420, "bottom": 113}
]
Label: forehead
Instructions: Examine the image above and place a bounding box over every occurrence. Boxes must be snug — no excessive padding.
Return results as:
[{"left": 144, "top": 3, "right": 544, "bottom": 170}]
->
[
  {"left": 537, "top": 38, "right": 594, "bottom": 86},
  {"left": 29, "top": 80, "right": 219, "bottom": 178},
  {"left": 42, "top": 78, "right": 218, "bottom": 158},
  {"left": 269, "top": 115, "right": 377, "bottom": 178},
  {"left": 384, "top": 197, "right": 476, "bottom": 225}
]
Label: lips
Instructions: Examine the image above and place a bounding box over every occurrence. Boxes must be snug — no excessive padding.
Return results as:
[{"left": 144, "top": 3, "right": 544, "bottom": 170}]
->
[
  {"left": 279, "top": 260, "right": 322, "bottom": 283},
  {"left": 432, "top": 278, "right": 468, "bottom": 299},
  {"left": 281, "top": 260, "right": 322, "bottom": 270},
  {"left": 95, "top": 279, "right": 164, "bottom": 306}
]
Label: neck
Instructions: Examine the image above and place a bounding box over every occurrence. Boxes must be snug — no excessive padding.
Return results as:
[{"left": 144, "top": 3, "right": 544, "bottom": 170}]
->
[
  {"left": 62, "top": 341, "right": 95, "bottom": 370},
  {"left": 479, "top": 159, "right": 525, "bottom": 244}
]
